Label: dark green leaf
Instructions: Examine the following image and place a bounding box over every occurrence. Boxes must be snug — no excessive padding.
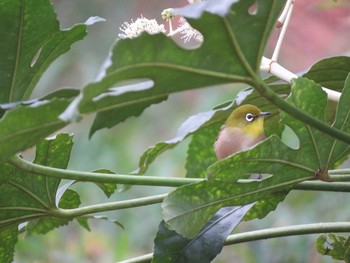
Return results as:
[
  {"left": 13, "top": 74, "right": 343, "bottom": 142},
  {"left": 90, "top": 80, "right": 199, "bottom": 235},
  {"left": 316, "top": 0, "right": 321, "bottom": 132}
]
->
[
  {"left": 154, "top": 204, "right": 253, "bottom": 263},
  {"left": 0, "top": 0, "right": 103, "bottom": 102},
  {"left": 316, "top": 234, "right": 350, "bottom": 262},
  {"left": 0, "top": 98, "right": 70, "bottom": 163},
  {"left": 0, "top": 133, "right": 73, "bottom": 231},
  {"left": 0, "top": 226, "right": 18, "bottom": 263},
  {"left": 78, "top": 0, "right": 286, "bottom": 135}
]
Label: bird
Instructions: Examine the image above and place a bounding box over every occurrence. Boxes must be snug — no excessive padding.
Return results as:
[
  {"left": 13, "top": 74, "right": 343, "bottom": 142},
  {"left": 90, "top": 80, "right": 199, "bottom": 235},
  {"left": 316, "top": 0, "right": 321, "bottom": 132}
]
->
[{"left": 214, "top": 104, "right": 271, "bottom": 160}]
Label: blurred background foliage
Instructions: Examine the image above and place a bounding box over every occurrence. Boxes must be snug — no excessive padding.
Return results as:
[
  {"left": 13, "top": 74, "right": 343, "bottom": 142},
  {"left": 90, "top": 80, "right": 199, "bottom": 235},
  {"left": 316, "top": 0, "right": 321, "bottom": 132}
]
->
[{"left": 15, "top": 0, "right": 350, "bottom": 262}]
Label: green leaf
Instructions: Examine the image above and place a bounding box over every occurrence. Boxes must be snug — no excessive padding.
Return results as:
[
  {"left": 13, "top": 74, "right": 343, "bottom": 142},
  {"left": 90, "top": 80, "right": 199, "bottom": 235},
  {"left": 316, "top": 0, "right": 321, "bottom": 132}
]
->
[
  {"left": 303, "top": 56, "right": 350, "bottom": 91},
  {"left": 0, "top": 98, "right": 70, "bottom": 163},
  {"left": 153, "top": 204, "right": 253, "bottom": 263},
  {"left": 78, "top": 0, "right": 286, "bottom": 135},
  {"left": 0, "top": 226, "right": 18, "bottom": 263},
  {"left": 0, "top": 133, "right": 73, "bottom": 231},
  {"left": 316, "top": 234, "right": 350, "bottom": 262},
  {"left": 78, "top": 215, "right": 125, "bottom": 231},
  {"left": 0, "top": 0, "right": 103, "bottom": 102},
  {"left": 162, "top": 76, "right": 350, "bottom": 238},
  {"left": 26, "top": 189, "right": 80, "bottom": 235},
  {"left": 92, "top": 169, "right": 118, "bottom": 198},
  {"left": 185, "top": 123, "right": 221, "bottom": 178}
]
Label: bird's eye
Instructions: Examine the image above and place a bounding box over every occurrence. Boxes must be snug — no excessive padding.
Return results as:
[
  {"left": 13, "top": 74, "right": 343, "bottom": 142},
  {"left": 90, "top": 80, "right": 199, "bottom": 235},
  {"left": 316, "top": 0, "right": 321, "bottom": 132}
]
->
[{"left": 245, "top": 113, "right": 254, "bottom": 122}]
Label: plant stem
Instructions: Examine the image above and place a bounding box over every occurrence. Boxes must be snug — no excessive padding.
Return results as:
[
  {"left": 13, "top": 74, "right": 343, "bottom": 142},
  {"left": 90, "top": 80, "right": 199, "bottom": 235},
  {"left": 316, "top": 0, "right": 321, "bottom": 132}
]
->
[
  {"left": 117, "top": 222, "right": 350, "bottom": 263},
  {"left": 55, "top": 194, "right": 167, "bottom": 218},
  {"left": 8, "top": 155, "right": 201, "bottom": 187},
  {"left": 294, "top": 181, "right": 350, "bottom": 192},
  {"left": 225, "top": 222, "right": 350, "bottom": 245},
  {"left": 8, "top": 155, "right": 350, "bottom": 190}
]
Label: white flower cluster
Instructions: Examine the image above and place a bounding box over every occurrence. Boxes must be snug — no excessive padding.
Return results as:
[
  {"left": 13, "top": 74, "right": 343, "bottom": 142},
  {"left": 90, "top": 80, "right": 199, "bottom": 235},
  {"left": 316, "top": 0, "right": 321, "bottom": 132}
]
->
[{"left": 118, "top": 16, "right": 166, "bottom": 39}]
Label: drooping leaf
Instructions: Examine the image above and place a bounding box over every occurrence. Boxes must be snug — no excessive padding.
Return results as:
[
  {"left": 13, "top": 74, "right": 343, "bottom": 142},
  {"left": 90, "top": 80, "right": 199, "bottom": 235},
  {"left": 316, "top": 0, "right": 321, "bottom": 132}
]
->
[
  {"left": 78, "top": 0, "right": 286, "bottom": 135},
  {"left": 0, "top": 0, "right": 104, "bottom": 102},
  {"left": 92, "top": 169, "right": 118, "bottom": 198},
  {"left": 0, "top": 98, "right": 70, "bottom": 163},
  {"left": 153, "top": 204, "right": 253, "bottom": 263},
  {"left": 162, "top": 75, "right": 350, "bottom": 238},
  {"left": 0, "top": 226, "right": 18, "bottom": 263},
  {"left": 316, "top": 234, "right": 350, "bottom": 262},
  {"left": 0, "top": 133, "right": 74, "bottom": 231},
  {"left": 77, "top": 215, "right": 125, "bottom": 232}
]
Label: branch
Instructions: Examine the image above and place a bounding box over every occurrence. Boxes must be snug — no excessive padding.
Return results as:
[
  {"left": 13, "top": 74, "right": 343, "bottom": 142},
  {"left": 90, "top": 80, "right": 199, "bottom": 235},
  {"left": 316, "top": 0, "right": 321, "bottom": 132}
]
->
[
  {"left": 225, "top": 222, "right": 350, "bottom": 245},
  {"left": 117, "top": 222, "right": 350, "bottom": 263},
  {"left": 8, "top": 154, "right": 350, "bottom": 189},
  {"left": 8, "top": 155, "right": 201, "bottom": 187},
  {"left": 54, "top": 194, "right": 167, "bottom": 218}
]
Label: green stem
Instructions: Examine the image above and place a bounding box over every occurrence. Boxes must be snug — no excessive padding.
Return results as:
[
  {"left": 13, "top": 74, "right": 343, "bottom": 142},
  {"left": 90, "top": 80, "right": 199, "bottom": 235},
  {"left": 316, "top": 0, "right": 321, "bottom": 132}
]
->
[
  {"left": 225, "top": 222, "right": 350, "bottom": 245},
  {"left": 294, "top": 181, "right": 350, "bottom": 192},
  {"left": 8, "top": 155, "right": 350, "bottom": 191},
  {"left": 55, "top": 194, "right": 167, "bottom": 218},
  {"left": 117, "top": 222, "right": 350, "bottom": 263},
  {"left": 8, "top": 155, "right": 201, "bottom": 187},
  {"left": 51, "top": 181, "right": 350, "bottom": 218}
]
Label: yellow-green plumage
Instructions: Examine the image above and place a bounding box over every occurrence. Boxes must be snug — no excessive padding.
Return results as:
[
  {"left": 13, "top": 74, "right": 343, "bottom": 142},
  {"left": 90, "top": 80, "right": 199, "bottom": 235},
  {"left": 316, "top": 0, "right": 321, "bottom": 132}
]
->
[{"left": 214, "top": 104, "right": 270, "bottom": 160}]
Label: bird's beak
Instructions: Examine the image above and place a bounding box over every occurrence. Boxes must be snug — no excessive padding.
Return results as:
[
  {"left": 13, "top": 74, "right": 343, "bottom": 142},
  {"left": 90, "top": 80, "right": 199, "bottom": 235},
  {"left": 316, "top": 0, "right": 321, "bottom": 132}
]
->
[{"left": 258, "top": 112, "right": 271, "bottom": 118}]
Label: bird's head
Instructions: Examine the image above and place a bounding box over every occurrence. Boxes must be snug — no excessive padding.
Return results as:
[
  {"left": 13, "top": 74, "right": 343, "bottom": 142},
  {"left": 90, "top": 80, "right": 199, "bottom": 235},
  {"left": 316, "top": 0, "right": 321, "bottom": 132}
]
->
[{"left": 225, "top": 104, "right": 271, "bottom": 136}]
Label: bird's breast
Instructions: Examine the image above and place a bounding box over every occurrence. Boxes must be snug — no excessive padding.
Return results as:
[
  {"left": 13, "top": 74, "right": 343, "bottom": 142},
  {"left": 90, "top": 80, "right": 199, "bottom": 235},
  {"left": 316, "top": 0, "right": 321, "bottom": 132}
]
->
[{"left": 214, "top": 127, "right": 265, "bottom": 160}]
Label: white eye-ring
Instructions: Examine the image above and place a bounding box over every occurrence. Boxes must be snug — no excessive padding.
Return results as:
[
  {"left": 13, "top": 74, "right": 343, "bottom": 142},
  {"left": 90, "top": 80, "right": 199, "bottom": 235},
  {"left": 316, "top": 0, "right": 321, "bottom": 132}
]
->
[{"left": 245, "top": 113, "right": 254, "bottom": 122}]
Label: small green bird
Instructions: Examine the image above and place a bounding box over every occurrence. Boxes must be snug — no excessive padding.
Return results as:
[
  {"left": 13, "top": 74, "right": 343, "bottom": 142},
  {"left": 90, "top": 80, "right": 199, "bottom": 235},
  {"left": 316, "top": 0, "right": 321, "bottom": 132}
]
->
[{"left": 214, "top": 104, "right": 271, "bottom": 160}]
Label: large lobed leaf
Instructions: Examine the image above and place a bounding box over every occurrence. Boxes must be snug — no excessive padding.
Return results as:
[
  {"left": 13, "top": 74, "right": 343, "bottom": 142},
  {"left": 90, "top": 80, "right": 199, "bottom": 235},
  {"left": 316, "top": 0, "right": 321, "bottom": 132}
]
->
[
  {"left": 78, "top": 0, "right": 286, "bottom": 136},
  {"left": 0, "top": 0, "right": 103, "bottom": 103},
  {"left": 162, "top": 74, "right": 350, "bottom": 238},
  {"left": 0, "top": 133, "right": 77, "bottom": 231}
]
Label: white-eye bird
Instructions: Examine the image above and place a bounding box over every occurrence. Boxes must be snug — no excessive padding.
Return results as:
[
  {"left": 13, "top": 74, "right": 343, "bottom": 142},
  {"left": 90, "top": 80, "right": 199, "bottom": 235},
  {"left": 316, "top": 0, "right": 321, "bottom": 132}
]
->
[{"left": 214, "top": 104, "right": 271, "bottom": 160}]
